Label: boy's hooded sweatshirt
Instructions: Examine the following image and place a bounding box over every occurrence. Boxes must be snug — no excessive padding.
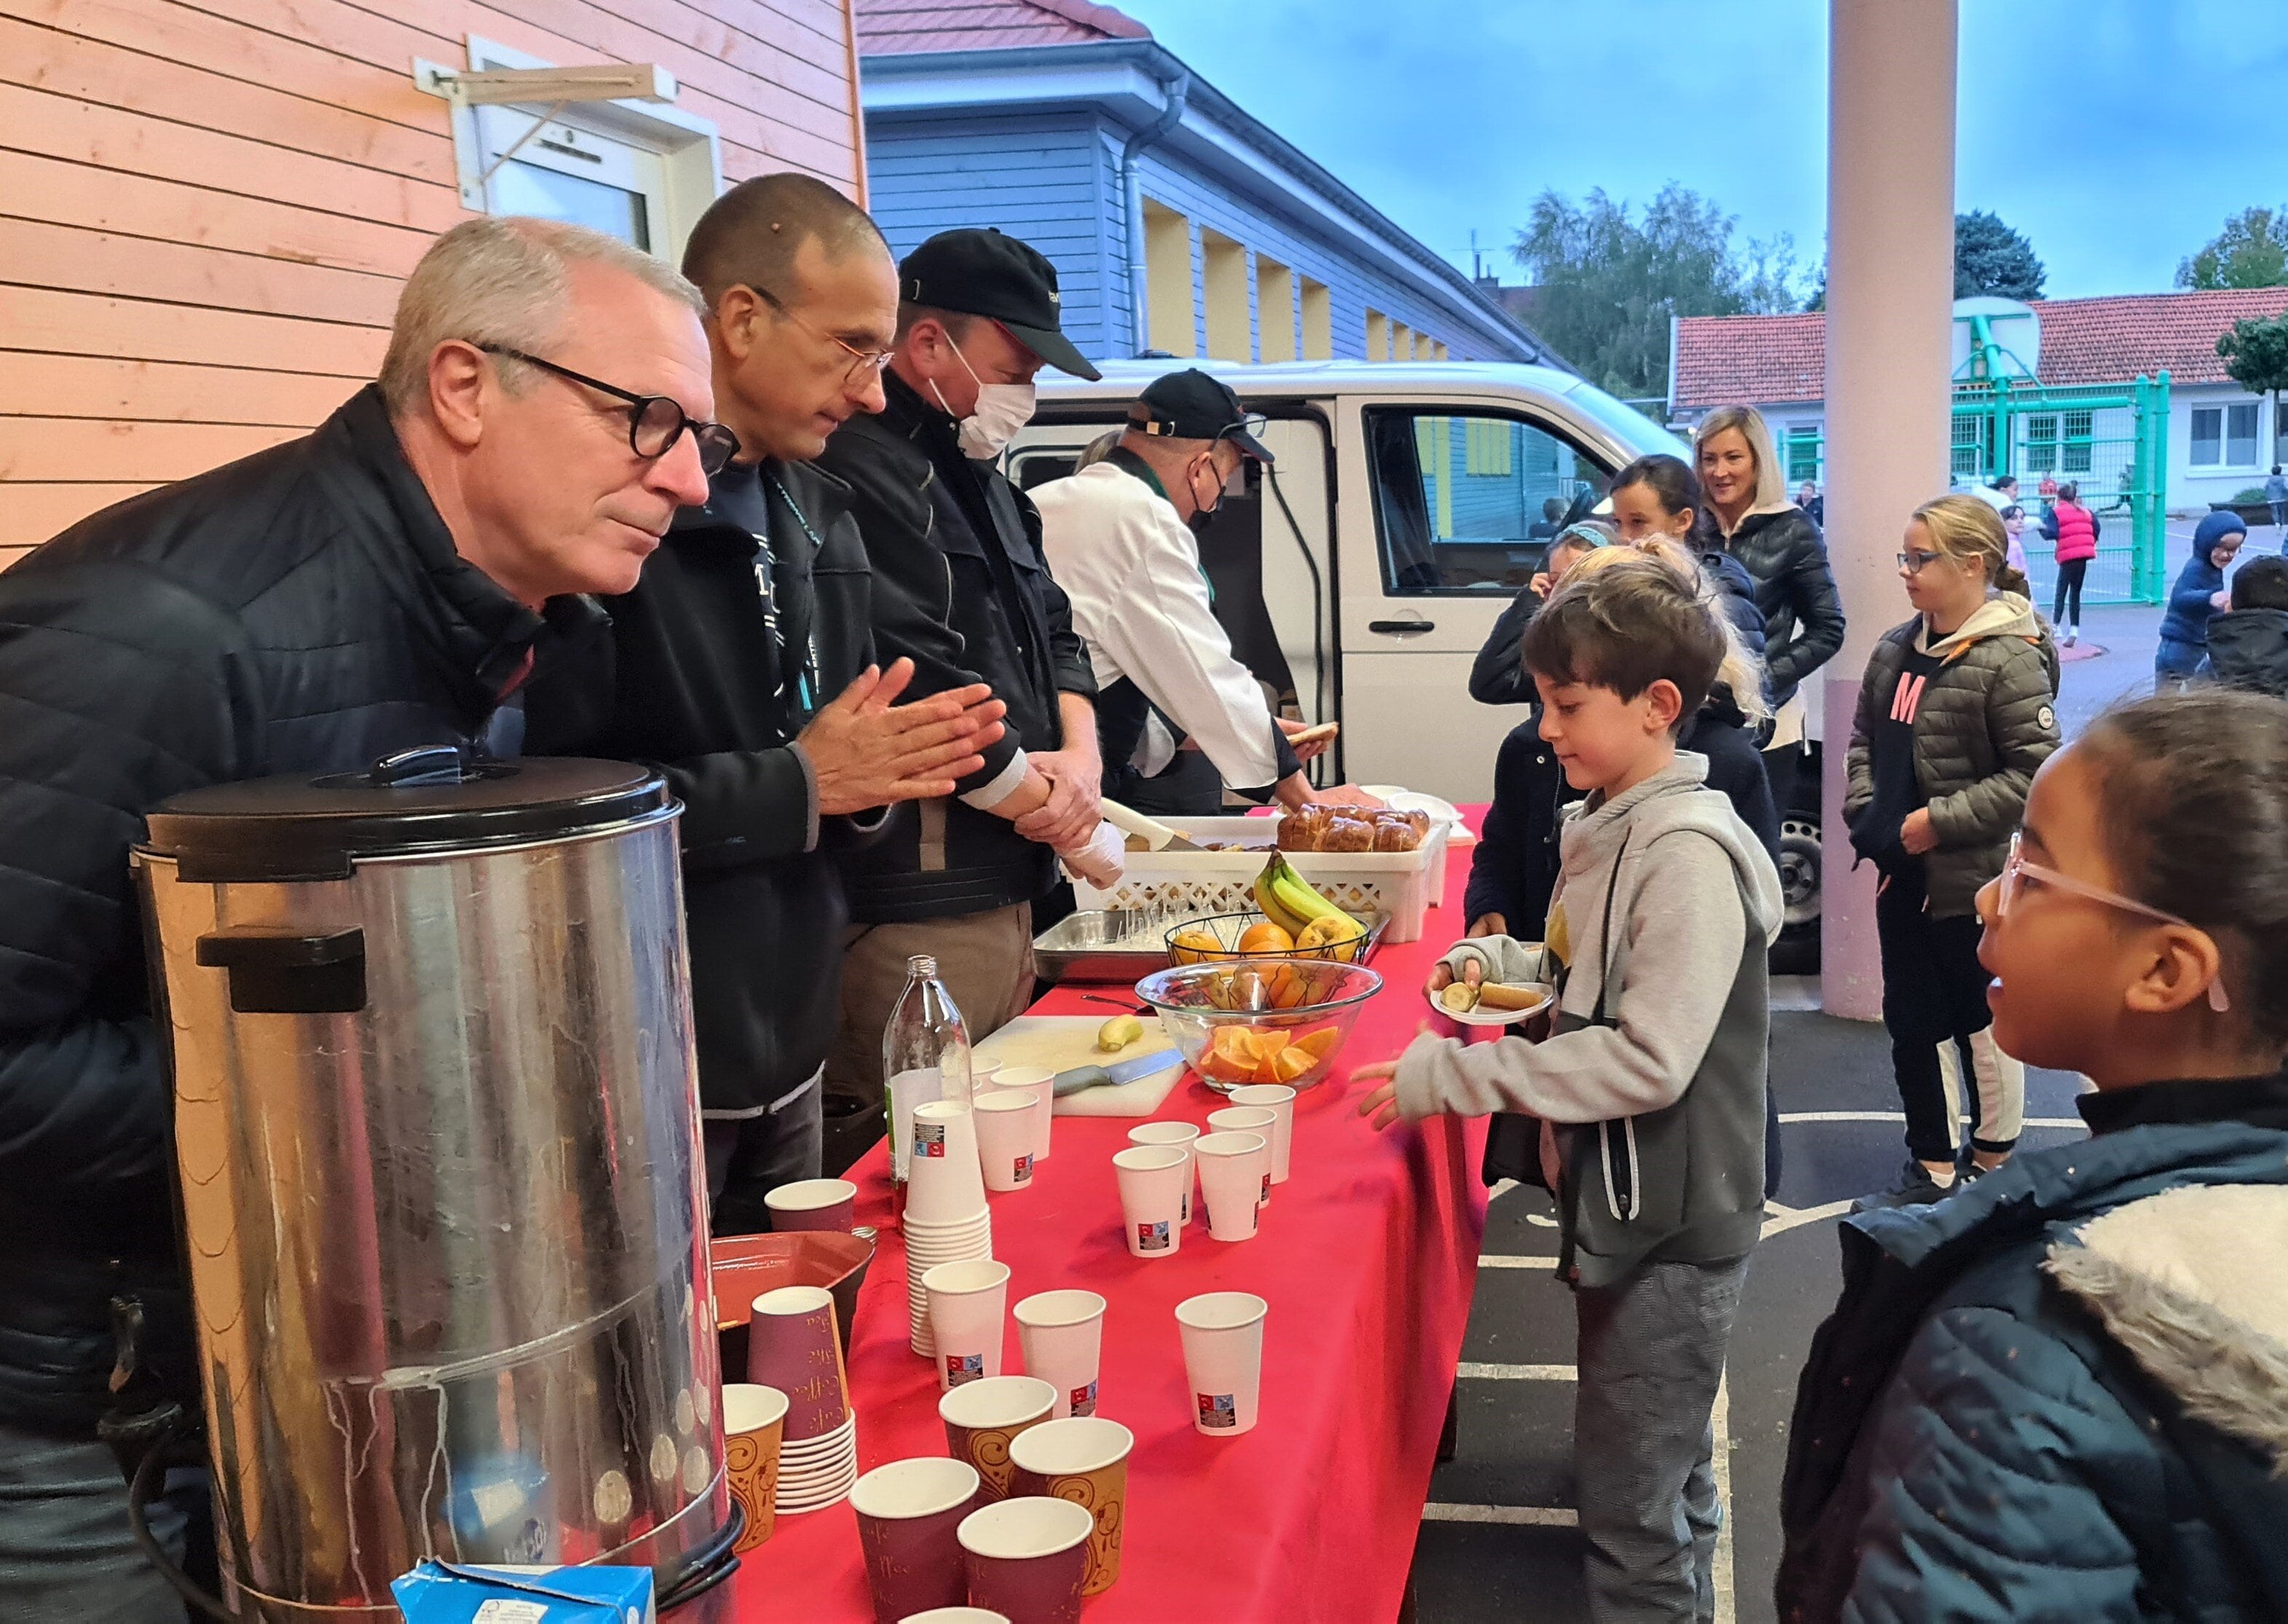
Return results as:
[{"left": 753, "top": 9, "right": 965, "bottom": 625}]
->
[{"left": 1393, "top": 754, "right": 1784, "bottom": 1286}]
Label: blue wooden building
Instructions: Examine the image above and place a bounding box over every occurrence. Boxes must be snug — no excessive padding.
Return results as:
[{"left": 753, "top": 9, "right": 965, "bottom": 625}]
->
[{"left": 855, "top": 0, "right": 1558, "bottom": 368}]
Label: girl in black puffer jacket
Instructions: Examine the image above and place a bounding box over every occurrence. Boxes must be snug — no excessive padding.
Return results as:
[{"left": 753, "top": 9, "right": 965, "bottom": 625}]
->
[{"left": 1845, "top": 494, "right": 2059, "bottom": 1204}]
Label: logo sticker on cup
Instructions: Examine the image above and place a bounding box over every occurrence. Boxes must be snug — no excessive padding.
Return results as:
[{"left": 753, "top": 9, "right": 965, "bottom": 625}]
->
[
  {"left": 1260, "top": 1173, "right": 1271, "bottom": 1205},
  {"left": 915, "top": 1122, "right": 947, "bottom": 1158},
  {"left": 1013, "top": 1154, "right": 1034, "bottom": 1183},
  {"left": 945, "top": 1352, "right": 984, "bottom": 1385},
  {"left": 1070, "top": 1379, "right": 1098, "bottom": 1419},
  {"left": 1137, "top": 1220, "right": 1170, "bottom": 1251},
  {"left": 1197, "top": 1392, "right": 1237, "bottom": 1430}
]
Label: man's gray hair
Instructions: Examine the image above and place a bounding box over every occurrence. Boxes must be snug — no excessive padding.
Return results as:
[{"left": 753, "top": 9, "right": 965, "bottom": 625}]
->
[{"left": 379, "top": 216, "right": 706, "bottom": 414}]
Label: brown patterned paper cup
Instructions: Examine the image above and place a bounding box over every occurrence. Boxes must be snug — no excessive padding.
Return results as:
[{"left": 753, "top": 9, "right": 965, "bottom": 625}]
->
[
  {"left": 721, "top": 1383, "right": 788, "bottom": 1553},
  {"left": 851, "top": 1456, "right": 982, "bottom": 1623},
  {"left": 939, "top": 1376, "right": 1056, "bottom": 1502},
  {"left": 1005, "top": 1416, "right": 1132, "bottom": 1597},
  {"left": 958, "top": 1497, "right": 1093, "bottom": 1624},
  {"left": 747, "top": 1285, "right": 848, "bottom": 1441}
]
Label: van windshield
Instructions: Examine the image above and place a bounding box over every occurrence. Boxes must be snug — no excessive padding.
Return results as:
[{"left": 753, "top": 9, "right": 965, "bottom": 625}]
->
[{"left": 1560, "top": 382, "right": 1692, "bottom": 462}]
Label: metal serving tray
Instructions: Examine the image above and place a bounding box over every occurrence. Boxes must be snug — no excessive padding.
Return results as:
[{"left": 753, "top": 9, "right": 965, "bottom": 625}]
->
[{"left": 1033, "top": 908, "right": 1389, "bottom": 985}]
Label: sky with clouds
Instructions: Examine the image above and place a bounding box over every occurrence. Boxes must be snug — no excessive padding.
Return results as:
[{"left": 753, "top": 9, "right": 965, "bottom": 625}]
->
[{"left": 1113, "top": 0, "right": 2288, "bottom": 301}]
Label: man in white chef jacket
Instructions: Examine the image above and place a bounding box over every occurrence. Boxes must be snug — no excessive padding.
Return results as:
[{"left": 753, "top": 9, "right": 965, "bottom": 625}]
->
[{"left": 1034, "top": 368, "right": 1335, "bottom": 813}]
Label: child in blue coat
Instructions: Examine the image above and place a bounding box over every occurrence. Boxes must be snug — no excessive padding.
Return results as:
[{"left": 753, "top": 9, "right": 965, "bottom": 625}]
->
[{"left": 2155, "top": 510, "right": 2246, "bottom": 688}]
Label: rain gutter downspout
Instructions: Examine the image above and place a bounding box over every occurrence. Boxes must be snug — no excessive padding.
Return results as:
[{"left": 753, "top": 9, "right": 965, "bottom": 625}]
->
[{"left": 1121, "top": 66, "right": 1190, "bottom": 356}]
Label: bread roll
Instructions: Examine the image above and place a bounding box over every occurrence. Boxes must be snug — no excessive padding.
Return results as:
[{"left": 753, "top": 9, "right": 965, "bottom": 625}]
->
[
  {"left": 1475, "top": 982, "right": 1547, "bottom": 1013},
  {"left": 1371, "top": 819, "right": 1416, "bottom": 852},
  {"left": 1319, "top": 815, "right": 1375, "bottom": 853},
  {"left": 1277, "top": 806, "right": 1333, "bottom": 851}
]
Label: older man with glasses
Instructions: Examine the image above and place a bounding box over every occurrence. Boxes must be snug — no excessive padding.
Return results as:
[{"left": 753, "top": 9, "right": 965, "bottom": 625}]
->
[
  {"left": 0, "top": 215, "right": 717, "bottom": 1621},
  {"left": 529, "top": 174, "right": 1009, "bottom": 1229}
]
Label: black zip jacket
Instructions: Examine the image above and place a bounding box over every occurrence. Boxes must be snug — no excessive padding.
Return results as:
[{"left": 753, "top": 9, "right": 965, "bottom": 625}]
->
[
  {"left": 1463, "top": 694, "right": 1780, "bottom": 934},
  {"left": 1708, "top": 506, "right": 1847, "bottom": 709},
  {"left": 2202, "top": 607, "right": 2288, "bottom": 699},
  {"left": 0, "top": 385, "right": 605, "bottom": 1428},
  {"left": 525, "top": 458, "right": 888, "bottom": 1119},
  {"left": 1468, "top": 549, "right": 1768, "bottom": 708},
  {"left": 813, "top": 371, "right": 1097, "bottom": 922}
]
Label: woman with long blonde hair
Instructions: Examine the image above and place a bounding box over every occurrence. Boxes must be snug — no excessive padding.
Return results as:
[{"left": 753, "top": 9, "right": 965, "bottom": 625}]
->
[
  {"left": 1695, "top": 405, "right": 1846, "bottom": 810},
  {"left": 1842, "top": 492, "right": 2059, "bottom": 1202}
]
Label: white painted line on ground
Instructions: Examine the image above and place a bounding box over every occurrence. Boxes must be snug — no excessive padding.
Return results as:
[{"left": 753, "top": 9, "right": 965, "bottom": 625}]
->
[
  {"left": 1457, "top": 1361, "right": 1577, "bottom": 1381},
  {"left": 1422, "top": 1502, "right": 1579, "bottom": 1527},
  {"left": 1778, "top": 1110, "right": 2084, "bottom": 1130},
  {"left": 1712, "top": 1371, "right": 1735, "bottom": 1624},
  {"left": 1489, "top": 1178, "right": 1520, "bottom": 1199},
  {"left": 1762, "top": 1198, "right": 1856, "bottom": 1238},
  {"left": 1478, "top": 1255, "right": 1559, "bottom": 1269}
]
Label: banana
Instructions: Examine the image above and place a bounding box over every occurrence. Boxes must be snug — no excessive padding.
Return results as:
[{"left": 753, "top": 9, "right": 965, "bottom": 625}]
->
[
  {"left": 1251, "top": 859, "right": 1314, "bottom": 938},
  {"left": 1265, "top": 854, "right": 1361, "bottom": 937},
  {"left": 1097, "top": 1014, "right": 1145, "bottom": 1053}
]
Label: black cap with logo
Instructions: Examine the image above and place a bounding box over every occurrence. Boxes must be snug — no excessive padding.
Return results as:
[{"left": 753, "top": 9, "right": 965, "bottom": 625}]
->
[
  {"left": 898, "top": 229, "right": 1102, "bottom": 381},
  {"left": 1127, "top": 368, "right": 1274, "bottom": 463}
]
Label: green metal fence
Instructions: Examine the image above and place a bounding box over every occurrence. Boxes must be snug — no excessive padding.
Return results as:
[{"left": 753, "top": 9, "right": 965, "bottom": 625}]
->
[{"left": 1776, "top": 370, "right": 2171, "bottom": 606}]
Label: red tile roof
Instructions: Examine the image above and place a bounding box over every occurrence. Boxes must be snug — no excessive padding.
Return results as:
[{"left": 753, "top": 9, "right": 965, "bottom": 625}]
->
[
  {"left": 857, "top": 0, "right": 1151, "bottom": 54},
  {"left": 1672, "top": 286, "right": 2288, "bottom": 410}
]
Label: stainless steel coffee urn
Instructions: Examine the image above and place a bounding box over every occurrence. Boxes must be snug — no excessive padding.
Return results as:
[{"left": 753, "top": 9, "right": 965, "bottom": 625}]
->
[{"left": 135, "top": 749, "right": 731, "bottom": 1619}]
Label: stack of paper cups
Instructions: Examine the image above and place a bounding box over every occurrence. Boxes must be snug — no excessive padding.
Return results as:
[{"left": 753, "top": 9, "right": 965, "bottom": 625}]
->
[
  {"left": 905, "top": 1101, "right": 994, "bottom": 1357},
  {"left": 747, "top": 1286, "right": 861, "bottom": 1510}
]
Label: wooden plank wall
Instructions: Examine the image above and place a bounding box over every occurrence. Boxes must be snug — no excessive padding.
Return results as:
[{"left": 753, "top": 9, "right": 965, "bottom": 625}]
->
[{"left": 0, "top": 0, "right": 865, "bottom": 568}]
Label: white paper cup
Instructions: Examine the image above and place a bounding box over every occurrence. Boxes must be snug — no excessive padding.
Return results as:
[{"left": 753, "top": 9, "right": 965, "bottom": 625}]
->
[
  {"left": 1175, "top": 1291, "right": 1268, "bottom": 1437},
  {"left": 1207, "top": 1107, "right": 1279, "bottom": 1207},
  {"left": 1126, "top": 1122, "right": 1200, "bottom": 1225},
  {"left": 907, "top": 1101, "right": 988, "bottom": 1223},
  {"left": 1011, "top": 1289, "right": 1106, "bottom": 1419},
  {"left": 1192, "top": 1131, "right": 1268, "bottom": 1242},
  {"left": 971, "top": 1092, "right": 1037, "bottom": 1194},
  {"left": 970, "top": 1057, "right": 1004, "bottom": 1087},
  {"left": 898, "top": 1611, "right": 1010, "bottom": 1623},
  {"left": 1226, "top": 1084, "right": 1297, "bottom": 1185},
  {"left": 923, "top": 1258, "right": 1010, "bottom": 1391},
  {"left": 990, "top": 1065, "right": 1057, "bottom": 1164},
  {"left": 1111, "top": 1146, "right": 1187, "bottom": 1258}
]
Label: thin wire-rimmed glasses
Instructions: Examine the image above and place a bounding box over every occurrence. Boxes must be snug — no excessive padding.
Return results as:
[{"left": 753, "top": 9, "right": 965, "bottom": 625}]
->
[
  {"left": 746, "top": 285, "right": 895, "bottom": 386},
  {"left": 1997, "top": 832, "right": 2231, "bottom": 1012},
  {"left": 475, "top": 343, "right": 740, "bottom": 476}
]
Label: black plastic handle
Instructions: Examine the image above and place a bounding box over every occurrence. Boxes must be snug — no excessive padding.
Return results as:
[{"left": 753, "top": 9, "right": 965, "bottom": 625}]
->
[
  {"left": 368, "top": 746, "right": 468, "bottom": 788},
  {"left": 194, "top": 927, "right": 366, "bottom": 1014},
  {"left": 1368, "top": 618, "right": 1437, "bottom": 634}
]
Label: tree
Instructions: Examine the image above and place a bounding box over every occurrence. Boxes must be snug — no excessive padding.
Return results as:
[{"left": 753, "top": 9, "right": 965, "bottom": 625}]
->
[
  {"left": 2178, "top": 206, "right": 2288, "bottom": 291},
  {"left": 2218, "top": 313, "right": 2288, "bottom": 468},
  {"left": 1508, "top": 184, "right": 1808, "bottom": 399},
  {"left": 1954, "top": 209, "right": 2045, "bottom": 300}
]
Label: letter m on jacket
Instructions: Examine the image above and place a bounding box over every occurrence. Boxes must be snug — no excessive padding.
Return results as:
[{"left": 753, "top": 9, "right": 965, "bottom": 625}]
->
[{"left": 1890, "top": 672, "right": 1927, "bottom": 725}]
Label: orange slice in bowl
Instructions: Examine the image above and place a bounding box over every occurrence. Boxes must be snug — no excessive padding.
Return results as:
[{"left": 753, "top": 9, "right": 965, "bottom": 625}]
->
[
  {"left": 1290, "top": 1025, "right": 1342, "bottom": 1062},
  {"left": 1270, "top": 1046, "right": 1317, "bottom": 1084}
]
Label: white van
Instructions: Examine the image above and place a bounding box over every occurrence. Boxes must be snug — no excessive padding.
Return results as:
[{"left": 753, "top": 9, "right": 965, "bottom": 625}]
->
[{"left": 1014, "top": 360, "right": 1823, "bottom": 968}]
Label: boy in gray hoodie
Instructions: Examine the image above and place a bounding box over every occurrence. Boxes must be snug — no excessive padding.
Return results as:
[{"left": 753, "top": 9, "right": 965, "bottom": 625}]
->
[{"left": 1359, "top": 553, "right": 1784, "bottom": 1624}]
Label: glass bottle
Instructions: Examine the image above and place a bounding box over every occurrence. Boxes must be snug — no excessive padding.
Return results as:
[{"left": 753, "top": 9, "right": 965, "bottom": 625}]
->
[{"left": 883, "top": 954, "right": 972, "bottom": 1204}]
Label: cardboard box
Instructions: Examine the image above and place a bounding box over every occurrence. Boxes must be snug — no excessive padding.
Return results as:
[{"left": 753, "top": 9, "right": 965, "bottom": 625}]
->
[{"left": 389, "top": 1561, "right": 654, "bottom": 1624}]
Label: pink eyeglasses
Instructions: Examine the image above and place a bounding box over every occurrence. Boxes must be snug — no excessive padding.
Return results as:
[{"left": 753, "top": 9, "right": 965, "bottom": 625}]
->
[{"left": 1996, "top": 833, "right": 2231, "bottom": 1012}]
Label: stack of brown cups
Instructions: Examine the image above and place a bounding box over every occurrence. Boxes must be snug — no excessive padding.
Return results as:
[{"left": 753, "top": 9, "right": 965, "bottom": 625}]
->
[{"left": 746, "top": 1285, "right": 859, "bottom": 1511}]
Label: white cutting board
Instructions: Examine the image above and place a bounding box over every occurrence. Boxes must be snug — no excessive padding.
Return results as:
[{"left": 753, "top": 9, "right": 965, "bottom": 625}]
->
[{"left": 975, "top": 1016, "right": 1188, "bottom": 1117}]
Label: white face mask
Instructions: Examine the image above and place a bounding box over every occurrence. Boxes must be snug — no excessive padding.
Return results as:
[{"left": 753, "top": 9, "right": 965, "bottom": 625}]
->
[{"left": 930, "top": 331, "right": 1036, "bottom": 460}]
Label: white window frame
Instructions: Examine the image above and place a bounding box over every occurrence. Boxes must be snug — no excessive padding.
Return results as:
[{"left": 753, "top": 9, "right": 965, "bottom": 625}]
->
[
  {"left": 2191, "top": 404, "right": 2223, "bottom": 468},
  {"left": 2225, "top": 400, "right": 2261, "bottom": 468},
  {"left": 420, "top": 36, "right": 723, "bottom": 264}
]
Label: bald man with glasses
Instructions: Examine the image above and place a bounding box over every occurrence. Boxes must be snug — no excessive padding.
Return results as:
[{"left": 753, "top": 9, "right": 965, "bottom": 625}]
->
[{"left": 529, "top": 174, "right": 1006, "bottom": 1230}]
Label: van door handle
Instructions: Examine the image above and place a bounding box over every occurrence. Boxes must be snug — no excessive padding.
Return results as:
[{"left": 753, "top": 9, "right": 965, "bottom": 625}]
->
[{"left": 1369, "top": 618, "right": 1436, "bottom": 636}]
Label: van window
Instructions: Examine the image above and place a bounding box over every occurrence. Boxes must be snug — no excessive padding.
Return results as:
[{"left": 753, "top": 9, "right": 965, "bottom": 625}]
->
[{"left": 1364, "top": 409, "right": 1611, "bottom": 595}]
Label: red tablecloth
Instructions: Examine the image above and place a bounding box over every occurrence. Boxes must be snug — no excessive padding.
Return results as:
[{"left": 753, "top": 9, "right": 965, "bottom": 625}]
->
[{"left": 732, "top": 821, "right": 1488, "bottom": 1622}]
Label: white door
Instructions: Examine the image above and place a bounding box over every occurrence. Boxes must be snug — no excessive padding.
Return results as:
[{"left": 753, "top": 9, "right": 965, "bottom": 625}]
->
[{"left": 1333, "top": 402, "right": 1618, "bottom": 802}]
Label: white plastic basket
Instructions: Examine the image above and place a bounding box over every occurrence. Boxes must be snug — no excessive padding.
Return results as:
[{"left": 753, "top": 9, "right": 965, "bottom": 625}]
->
[{"left": 1073, "top": 816, "right": 1450, "bottom": 942}]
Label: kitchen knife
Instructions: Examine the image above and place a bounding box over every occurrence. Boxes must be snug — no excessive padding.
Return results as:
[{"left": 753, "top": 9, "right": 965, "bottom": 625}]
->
[{"left": 1051, "top": 1047, "right": 1182, "bottom": 1096}]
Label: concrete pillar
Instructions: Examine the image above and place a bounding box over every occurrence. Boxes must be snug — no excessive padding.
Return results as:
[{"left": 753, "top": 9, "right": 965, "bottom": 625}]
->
[{"left": 1820, "top": 0, "right": 1958, "bottom": 1020}]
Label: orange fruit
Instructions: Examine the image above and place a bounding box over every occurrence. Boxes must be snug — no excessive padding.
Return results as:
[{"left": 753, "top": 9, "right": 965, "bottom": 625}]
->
[
  {"left": 1169, "top": 928, "right": 1220, "bottom": 965},
  {"left": 1236, "top": 919, "right": 1295, "bottom": 955},
  {"left": 1251, "top": 1029, "right": 1290, "bottom": 1055},
  {"left": 1290, "top": 1025, "right": 1342, "bottom": 1062},
  {"left": 1271, "top": 1046, "right": 1317, "bottom": 1084},
  {"left": 1267, "top": 965, "right": 1306, "bottom": 1009}
]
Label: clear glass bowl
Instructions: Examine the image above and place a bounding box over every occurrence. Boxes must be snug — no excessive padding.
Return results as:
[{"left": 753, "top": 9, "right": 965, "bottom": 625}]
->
[{"left": 1133, "top": 958, "right": 1384, "bottom": 1093}]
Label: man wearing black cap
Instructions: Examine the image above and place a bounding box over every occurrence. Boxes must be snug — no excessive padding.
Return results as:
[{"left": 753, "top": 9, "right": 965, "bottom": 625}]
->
[
  {"left": 1035, "top": 368, "right": 1338, "bottom": 813},
  {"left": 814, "top": 228, "right": 1105, "bottom": 1105}
]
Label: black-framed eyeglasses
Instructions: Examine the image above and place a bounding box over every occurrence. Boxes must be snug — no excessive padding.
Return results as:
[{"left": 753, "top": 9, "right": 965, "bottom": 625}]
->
[
  {"left": 746, "top": 285, "right": 896, "bottom": 386},
  {"left": 1896, "top": 548, "right": 1946, "bottom": 574},
  {"left": 475, "top": 343, "right": 740, "bottom": 476}
]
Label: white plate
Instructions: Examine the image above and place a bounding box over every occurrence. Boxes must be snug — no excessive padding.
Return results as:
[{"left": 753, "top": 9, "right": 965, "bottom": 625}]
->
[
  {"left": 1427, "top": 981, "right": 1555, "bottom": 1028},
  {"left": 1360, "top": 787, "right": 1464, "bottom": 826}
]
